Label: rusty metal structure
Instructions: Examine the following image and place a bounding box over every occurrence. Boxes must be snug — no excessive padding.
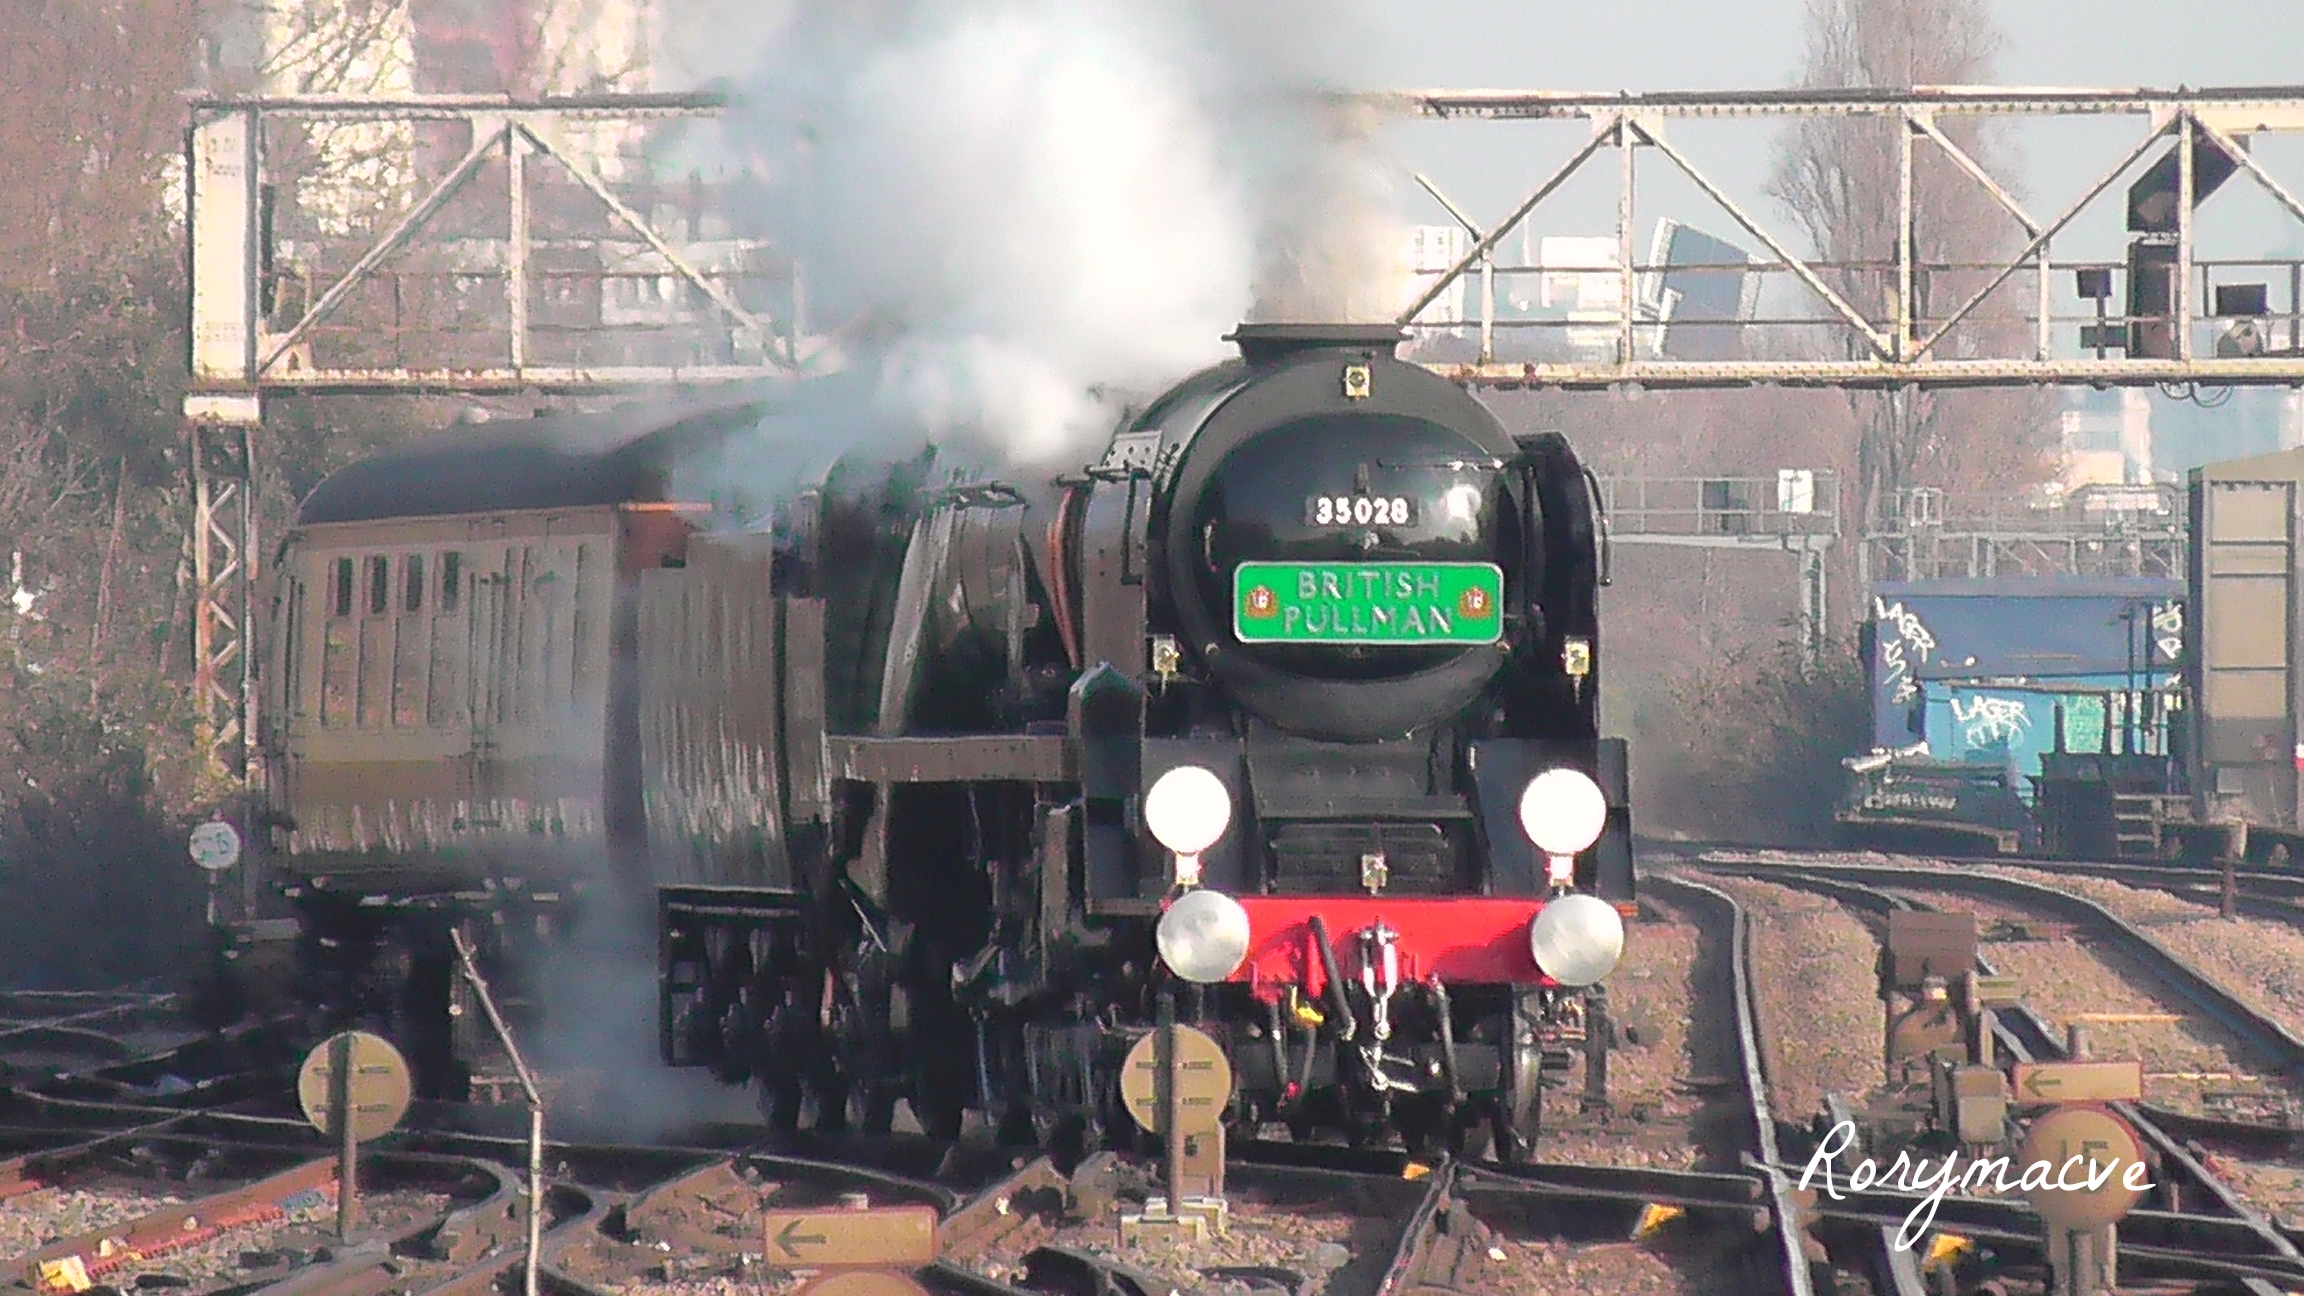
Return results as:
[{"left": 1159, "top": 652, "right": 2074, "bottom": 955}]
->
[
  {"left": 187, "top": 93, "right": 801, "bottom": 398},
  {"left": 1598, "top": 471, "right": 1840, "bottom": 666},
  {"left": 183, "top": 90, "right": 808, "bottom": 775},
  {"left": 185, "top": 83, "right": 2304, "bottom": 777},
  {"left": 1381, "top": 85, "right": 2304, "bottom": 389},
  {"left": 189, "top": 421, "right": 259, "bottom": 774},
  {"left": 1859, "top": 484, "right": 2190, "bottom": 585}
]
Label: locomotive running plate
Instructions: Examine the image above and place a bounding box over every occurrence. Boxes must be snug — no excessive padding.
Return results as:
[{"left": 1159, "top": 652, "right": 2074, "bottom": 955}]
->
[{"left": 1233, "top": 561, "right": 1504, "bottom": 645}]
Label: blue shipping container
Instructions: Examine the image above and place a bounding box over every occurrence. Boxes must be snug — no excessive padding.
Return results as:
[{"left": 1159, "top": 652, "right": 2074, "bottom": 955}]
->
[{"left": 1867, "top": 579, "right": 2184, "bottom": 793}]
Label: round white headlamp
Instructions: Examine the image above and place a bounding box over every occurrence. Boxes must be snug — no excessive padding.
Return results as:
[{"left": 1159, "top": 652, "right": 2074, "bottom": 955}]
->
[
  {"left": 1517, "top": 768, "right": 1608, "bottom": 858},
  {"left": 1157, "top": 888, "right": 1252, "bottom": 984},
  {"left": 1529, "top": 892, "right": 1625, "bottom": 987},
  {"left": 1144, "top": 765, "right": 1231, "bottom": 856}
]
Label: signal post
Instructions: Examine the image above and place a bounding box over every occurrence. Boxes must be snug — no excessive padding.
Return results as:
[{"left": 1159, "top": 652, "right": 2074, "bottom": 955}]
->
[
  {"left": 2018, "top": 1099, "right": 2148, "bottom": 1296},
  {"left": 1118, "top": 989, "right": 1236, "bottom": 1245},
  {"left": 1876, "top": 910, "right": 2151, "bottom": 1295}
]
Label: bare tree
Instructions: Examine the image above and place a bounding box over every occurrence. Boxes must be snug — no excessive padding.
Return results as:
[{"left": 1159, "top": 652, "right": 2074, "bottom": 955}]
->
[
  {"left": 0, "top": 0, "right": 199, "bottom": 290},
  {"left": 1770, "top": 0, "right": 2052, "bottom": 525}
]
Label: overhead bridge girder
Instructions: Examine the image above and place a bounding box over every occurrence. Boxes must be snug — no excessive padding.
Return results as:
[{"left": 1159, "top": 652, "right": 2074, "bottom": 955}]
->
[{"left": 1374, "top": 86, "right": 2304, "bottom": 389}]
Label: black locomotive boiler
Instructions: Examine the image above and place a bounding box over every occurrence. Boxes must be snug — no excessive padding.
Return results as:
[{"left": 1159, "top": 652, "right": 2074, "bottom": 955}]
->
[{"left": 254, "top": 323, "right": 1633, "bottom": 1159}]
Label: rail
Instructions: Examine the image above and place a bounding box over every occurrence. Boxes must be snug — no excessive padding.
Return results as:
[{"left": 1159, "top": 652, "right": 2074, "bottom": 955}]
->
[
  {"left": 1710, "top": 857, "right": 2304, "bottom": 1290},
  {"left": 1642, "top": 873, "right": 1823, "bottom": 1296}
]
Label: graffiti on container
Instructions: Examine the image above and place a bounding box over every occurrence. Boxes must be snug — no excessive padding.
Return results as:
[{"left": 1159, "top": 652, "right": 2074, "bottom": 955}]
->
[
  {"left": 2151, "top": 601, "right": 2183, "bottom": 664},
  {"left": 1873, "top": 597, "right": 1937, "bottom": 706},
  {"left": 1950, "top": 695, "right": 2030, "bottom": 748}
]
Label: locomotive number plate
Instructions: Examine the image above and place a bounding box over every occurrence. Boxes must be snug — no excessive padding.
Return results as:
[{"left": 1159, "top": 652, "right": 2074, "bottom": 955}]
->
[
  {"left": 1234, "top": 561, "right": 1504, "bottom": 645},
  {"left": 1304, "top": 494, "right": 1415, "bottom": 527}
]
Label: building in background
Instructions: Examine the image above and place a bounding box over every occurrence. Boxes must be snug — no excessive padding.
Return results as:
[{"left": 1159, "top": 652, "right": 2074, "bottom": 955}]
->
[
  {"left": 195, "top": 0, "right": 786, "bottom": 370},
  {"left": 204, "top": 0, "right": 658, "bottom": 223},
  {"left": 1489, "top": 219, "right": 1755, "bottom": 363},
  {"left": 1640, "top": 218, "right": 1761, "bottom": 362},
  {"left": 407, "top": 0, "right": 654, "bottom": 179},
  {"left": 1402, "top": 224, "right": 1470, "bottom": 338},
  {"left": 1529, "top": 234, "right": 1625, "bottom": 360},
  {"left": 2057, "top": 389, "right": 2155, "bottom": 491},
  {"left": 2055, "top": 386, "right": 2304, "bottom": 491}
]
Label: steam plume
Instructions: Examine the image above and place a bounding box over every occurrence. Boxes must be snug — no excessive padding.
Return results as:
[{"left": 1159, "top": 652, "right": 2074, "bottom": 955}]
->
[{"left": 664, "top": 0, "right": 1401, "bottom": 464}]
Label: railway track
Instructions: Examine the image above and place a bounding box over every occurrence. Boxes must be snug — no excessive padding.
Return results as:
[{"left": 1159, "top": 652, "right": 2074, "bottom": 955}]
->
[
  {"left": 1694, "top": 842, "right": 2304, "bottom": 940},
  {"left": 1692, "top": 851, "right": 2304, "bottom": 1293},
  {"left": 0, "top": 1019, "right": 1827, "bottom": 1295},
  {"left": 28, "top": 864, "right": 2304, "bottom": 1294},
  {"left": 0, "top": 994, "right": 213, "bottom": 1085},
  {"left": 1641, "top": 874, "right": 1876, "bottom": 1296}
]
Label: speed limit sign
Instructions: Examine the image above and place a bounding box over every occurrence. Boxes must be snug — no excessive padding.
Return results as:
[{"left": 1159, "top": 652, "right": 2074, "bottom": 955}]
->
[{"left": 188, "top": 820, "right": 242, "bottom": 873}]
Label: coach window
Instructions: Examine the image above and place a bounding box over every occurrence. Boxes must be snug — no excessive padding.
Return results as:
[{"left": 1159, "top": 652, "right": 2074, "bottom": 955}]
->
[
  {"left": 404, "top": 554, "right": 425, "bottom": 613},
  {"left": 441, "top": 551, "right": 462, "bottom": 613},
  {"left": 368, "top": 556, "right": 390, "bottom": 616},
  {"left": 322, "top": 558, "right": 355, "bottom": 728}
]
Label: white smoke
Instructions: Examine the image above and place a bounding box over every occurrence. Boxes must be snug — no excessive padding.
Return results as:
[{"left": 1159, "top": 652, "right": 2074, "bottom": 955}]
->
[
  {"left": 660, "top": 0, "right": 1401, "bottom": 465},
  {"left": 812, "top": 1, "right": 1255, "bottom": 461}
]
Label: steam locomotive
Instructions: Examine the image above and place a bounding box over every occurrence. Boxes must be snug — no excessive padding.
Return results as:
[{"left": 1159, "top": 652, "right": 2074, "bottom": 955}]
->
[{"left": 254, "top": 323, "right": 1632, "bottom": 1159}]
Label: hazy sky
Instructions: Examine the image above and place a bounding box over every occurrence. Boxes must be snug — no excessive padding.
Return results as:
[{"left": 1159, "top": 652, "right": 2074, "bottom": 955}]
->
[
  {"left": 663, "top": 2, "right": 2304, "bottom": 260},
  {"left": 1363, "top": 1, "right": 2304, "bottom": 261},
  {"left": 1363, "top": 0, "right": 2297, "bottom": 90}
]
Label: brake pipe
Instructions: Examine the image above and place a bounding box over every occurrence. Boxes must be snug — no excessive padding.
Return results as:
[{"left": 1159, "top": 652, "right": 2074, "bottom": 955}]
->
[
  {"left": 1308, "top": 915, "right": 1357, "bottom": 1042},
  {"left": 1430, "top": 976, "right": 1464, "bottom": 1107}
]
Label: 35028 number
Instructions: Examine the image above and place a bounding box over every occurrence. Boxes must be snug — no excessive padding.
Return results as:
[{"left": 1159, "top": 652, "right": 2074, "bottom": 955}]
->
[{"left": 1306, "top": 495, "right": 1414, "bottom": 527}]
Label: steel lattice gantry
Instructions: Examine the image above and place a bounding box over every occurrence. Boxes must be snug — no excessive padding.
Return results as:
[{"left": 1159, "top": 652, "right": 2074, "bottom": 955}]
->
[
  {"left": 182, "top": 92, "right": 814, "bottom": 774},
  {"left": 1372, "top": 84, "right": 2304, "bottom": 389},
  {"left": 1597, "top": 472, "right": 1841, "bottom": 667},
  {"left": 1858, "top": 485, "right": 2189, "bottom": 585},
  {"left": 188, "top": 421, "right": 256, "bottom": 771}
]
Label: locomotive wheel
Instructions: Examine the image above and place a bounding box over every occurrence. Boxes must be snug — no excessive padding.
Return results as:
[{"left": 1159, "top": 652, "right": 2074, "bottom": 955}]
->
[
  {"left": 1449, "top": 1101, "right": 1497, "bottom": 1161},
  {"left": 995, "top": 1100, "right": 1038, "bottom": 1147},
  {"left": 812, "top": 1075, "right": 854, "bottom": 1134},
  {"left": 1494, "top": 989, "right": 1544, "bottom": 1165},
  {"left": 912, "top": 1079, "right": 966, "bottom": 1140},
  {"left": 766, "top": 1073, "right": 898, "bottom": 1135},
  {"left": 758, "top": 997, "right": 807, "bottom": 1134},
  {"left": 1399, "top": 1101, "right": 1452, "bottom": 1161}
]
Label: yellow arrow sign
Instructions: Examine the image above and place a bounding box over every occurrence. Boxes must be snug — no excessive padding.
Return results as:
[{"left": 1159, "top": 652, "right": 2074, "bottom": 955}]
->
[
  {"left": 762, "top": 1206, "right": 937, "bottom": 1269},
  {"left": 2011, "top": 1060, "right": 2143, "bottom": 1105}
]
